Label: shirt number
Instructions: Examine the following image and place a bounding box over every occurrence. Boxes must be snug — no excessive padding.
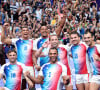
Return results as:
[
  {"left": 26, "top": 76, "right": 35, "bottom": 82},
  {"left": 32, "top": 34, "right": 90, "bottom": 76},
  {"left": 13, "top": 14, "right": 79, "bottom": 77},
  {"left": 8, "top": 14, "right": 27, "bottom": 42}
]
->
[{"left": 11, "top": 73, "right": 16, "bottom": 78}]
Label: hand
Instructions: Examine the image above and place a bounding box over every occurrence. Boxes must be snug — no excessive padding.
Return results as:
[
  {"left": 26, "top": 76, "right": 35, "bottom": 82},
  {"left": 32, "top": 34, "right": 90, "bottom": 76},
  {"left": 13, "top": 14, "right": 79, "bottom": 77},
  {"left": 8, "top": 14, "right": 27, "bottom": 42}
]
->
[
  {"left": 42, "top": 41, "right": 49, "bottom": 48},
  {"left": 93, "top": 54, "right": 100, "bottom": 61},
  {"left": 35, "top": 65, "right": 41, "bottom": 71},
  {"left": 24, "top": 71, "right": 30, "bottom": 76},
  {"left": 63, "top": 76, "right": 70, "bottom": 85},
  {"left": 3, "top": 23, "right": 10, "bottom": 27},
  {"left": 28, "top": 80, "right": 34, "bottom": 88}
]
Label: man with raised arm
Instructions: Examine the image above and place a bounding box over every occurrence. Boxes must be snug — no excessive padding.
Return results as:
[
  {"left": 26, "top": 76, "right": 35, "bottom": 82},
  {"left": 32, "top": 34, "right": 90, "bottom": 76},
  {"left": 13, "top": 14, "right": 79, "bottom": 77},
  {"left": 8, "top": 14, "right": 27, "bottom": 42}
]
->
[
  {"left": 1, "top": 23, "right": 35, "bottom": 90},
  {"left": 26, "top": 47, "right": 69, "bottom": 90}
]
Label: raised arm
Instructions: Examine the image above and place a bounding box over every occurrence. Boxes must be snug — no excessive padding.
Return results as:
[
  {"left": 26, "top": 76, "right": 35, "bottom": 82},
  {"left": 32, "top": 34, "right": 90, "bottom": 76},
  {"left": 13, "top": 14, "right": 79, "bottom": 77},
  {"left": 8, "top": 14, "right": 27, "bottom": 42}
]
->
[
  {"left": 35, "top": 41, "right": 49, "bottom": 58},
  {"left": 55, "top": 6, "right": 67, "bottom": 37},
  {"left": 33, "top": 41, "right": 49, "bottom": 71},
  {"left": 1, "top": 23, "right": 12, "bottom": 44}
]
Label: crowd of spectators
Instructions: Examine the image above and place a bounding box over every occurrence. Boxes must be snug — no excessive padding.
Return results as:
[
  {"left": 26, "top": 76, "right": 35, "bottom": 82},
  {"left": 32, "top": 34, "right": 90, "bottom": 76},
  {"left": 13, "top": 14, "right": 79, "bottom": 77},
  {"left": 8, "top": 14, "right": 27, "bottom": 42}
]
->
[
  {"left": 0, "top": 0, "right": 100, "bottom": 88},
  {"left": 0, "top": 0, "right": 100, "bottom": 42}
]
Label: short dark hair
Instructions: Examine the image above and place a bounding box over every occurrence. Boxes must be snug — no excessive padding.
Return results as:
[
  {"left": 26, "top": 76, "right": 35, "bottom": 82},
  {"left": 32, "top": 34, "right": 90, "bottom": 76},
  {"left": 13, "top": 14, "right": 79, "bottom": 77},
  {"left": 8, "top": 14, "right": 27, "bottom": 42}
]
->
[
  {"left": 84, "top": 30, "right": 93, "bottom": 36},
  {"left": 49, "top": 47, "right": 58, "bottom": 54},
  {"left": 40, "top": 22, "right": 47, "bottom": 30},
  {"left": 21, "top": 26, "right": 28, "bottom": 31},
  {"left": 41, "top": 21, "right": 47, "bottom": 26},
  {"left": 22, "top": 26, "right": 28, "bottom": 29},
  {"left": 8, "top": 50, "right": 17, "bottom": 55},
  {"left": 70, "top": 31, "right": 80, "bottom": 37}
]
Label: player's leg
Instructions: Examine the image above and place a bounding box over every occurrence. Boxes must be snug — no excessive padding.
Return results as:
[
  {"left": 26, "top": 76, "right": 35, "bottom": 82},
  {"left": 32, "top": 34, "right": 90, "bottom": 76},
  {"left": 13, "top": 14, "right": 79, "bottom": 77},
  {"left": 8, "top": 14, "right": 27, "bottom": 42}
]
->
[
  {"left": 66, "top": 85, "right": 73, "bottom": 90},
  {"left": 83, "top": 74, "right": 89, "bottom": 90},
  {"left": 89, "top": 75, "right": 100, "bottom": 90},
  {"left": 76, "top": 74, "right": 85, "bottom": 90},
  {"left": 84, "top": 83, "right": 89, "bottom": 90},
  {"left": 89, "top": 82, "right": 99, "bottom": 90},
  {"left": 0, "top": 87, "right": 4, "bottom": 90},
  {"left": 65, "top": 75, "right": 73, "bottom": 90},
  {"left": 76, "top": 83, "right": 85, "bottom": 90}
]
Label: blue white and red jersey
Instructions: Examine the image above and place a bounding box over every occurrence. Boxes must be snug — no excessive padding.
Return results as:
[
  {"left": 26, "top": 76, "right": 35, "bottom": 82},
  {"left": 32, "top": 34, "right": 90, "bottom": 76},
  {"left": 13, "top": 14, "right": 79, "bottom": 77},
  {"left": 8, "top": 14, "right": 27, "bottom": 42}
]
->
[
  {"left": 70, "top": 42, "right": 89, "bottom": 74},
  {"left": 87, "top": 44, "right": 100, "bottom": 75},
  {"left": 39, "top": 62, "right": 67, "bottom": 90},
  {"left": 0, "top": 62, "right": 26, "bottom": 90},
  {"left": 12, "top": 38, "right": 33, "bottom": 66},
  {"left": 34, "top": 42, "right": 71, "bottom": 75},
  {"left": 57, "top": 44, "right": 71, "bottom": 75},
  {"left": 33, "top": 37, "right": 49, "bottom": 66}
]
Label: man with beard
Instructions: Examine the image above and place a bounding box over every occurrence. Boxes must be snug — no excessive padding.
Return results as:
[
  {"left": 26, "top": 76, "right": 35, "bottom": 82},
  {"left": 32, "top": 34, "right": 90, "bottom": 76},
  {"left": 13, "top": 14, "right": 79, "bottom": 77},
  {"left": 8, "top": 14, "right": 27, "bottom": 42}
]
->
[
  {"left": 69, "top": 31, "right": 91, "bottom": 90},
  {"left": 33, "top": 6, "right": 67, "bottom": 89},
  {"left": 25, "top": 47, "right": 69, "bottom": 90},
  {"left": 84, "top": 31, "right": 100, "bottom": 90},
  {"left": 34, "top": 34, "right": 73, "bottom": 90},
  {"left": 33, "top": 5, "right": 67, "bottom": 70},
  {"left": 0, "top": 50, "right": 33, "bottom": 90},
  {"left": 33, "top": 14, "right": 67, "bottom": 69},
  {"left": 1, "top": 23, "right": 35, "bottom": 90}
]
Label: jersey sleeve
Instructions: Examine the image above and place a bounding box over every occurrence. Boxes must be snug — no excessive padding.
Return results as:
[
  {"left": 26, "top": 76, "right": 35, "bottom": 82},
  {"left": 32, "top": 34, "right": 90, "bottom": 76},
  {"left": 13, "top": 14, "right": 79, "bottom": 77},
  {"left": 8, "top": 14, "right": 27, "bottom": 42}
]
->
[
  {"left": 0, "top": 64, "right": 6, "bottom": 75},
  {"left": 58, "top": 62, "right": 67, "bottom": 76},
  {"left": 21, "top": 64, "right": 27, "bottom": 73},
  {"left": 66, "top": 44, "right": 72, "bottom": 54},
  {"left": 62, "top": 64, "right": 67, "bottom": 76},
  {"left": 96, "top": 44, "right": 100, "bottom": 54},
  {"left": 17, "top": 62, "right": 27, "bottom": 73},
  {"left": 81, "top": 41, "right": 88, "bottom": 49},
  {"left": 33, "top": 39, "right": 38, "bottom": 51},
  {"left": 12, "top": 38, "right": 19, "bottom": 45}
]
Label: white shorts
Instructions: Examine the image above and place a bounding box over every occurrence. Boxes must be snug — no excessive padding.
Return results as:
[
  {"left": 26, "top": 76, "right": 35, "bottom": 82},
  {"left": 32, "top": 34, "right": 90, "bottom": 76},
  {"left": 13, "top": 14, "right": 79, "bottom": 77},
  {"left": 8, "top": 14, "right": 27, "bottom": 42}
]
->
[
  {"left": 22, "top": 66, "right": 35, "bottom": 79},
  {"left": 90, "top": 75, "right": 100, "bottom": 84},
  {"left": 25, "top": 66, "right": 35, "bottom": 77},
  {"left": 75, "top": 74, "right": 89, "bottom": 84}
]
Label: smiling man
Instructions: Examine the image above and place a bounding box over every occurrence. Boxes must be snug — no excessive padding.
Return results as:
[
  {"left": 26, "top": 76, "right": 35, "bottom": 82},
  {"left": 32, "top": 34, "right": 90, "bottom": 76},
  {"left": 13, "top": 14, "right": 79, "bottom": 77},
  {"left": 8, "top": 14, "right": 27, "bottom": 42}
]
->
[
  {"left": 0, "top": 50, "right": 33, "bottom": 90},
  {"left": 1, "top": 23, "right": 35, "bottom": 90},
  {"left": 84, "top": 31, "right": 100, "bottom": 90},
  {"left": 25, "top": 47, "right": 69, "bottom": 90},
  {"left": 33, "top": 34, "right": 73, "bottom": 90},
  {"left": 69, "top": 31, "right": 91, "bottom": 90}
]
